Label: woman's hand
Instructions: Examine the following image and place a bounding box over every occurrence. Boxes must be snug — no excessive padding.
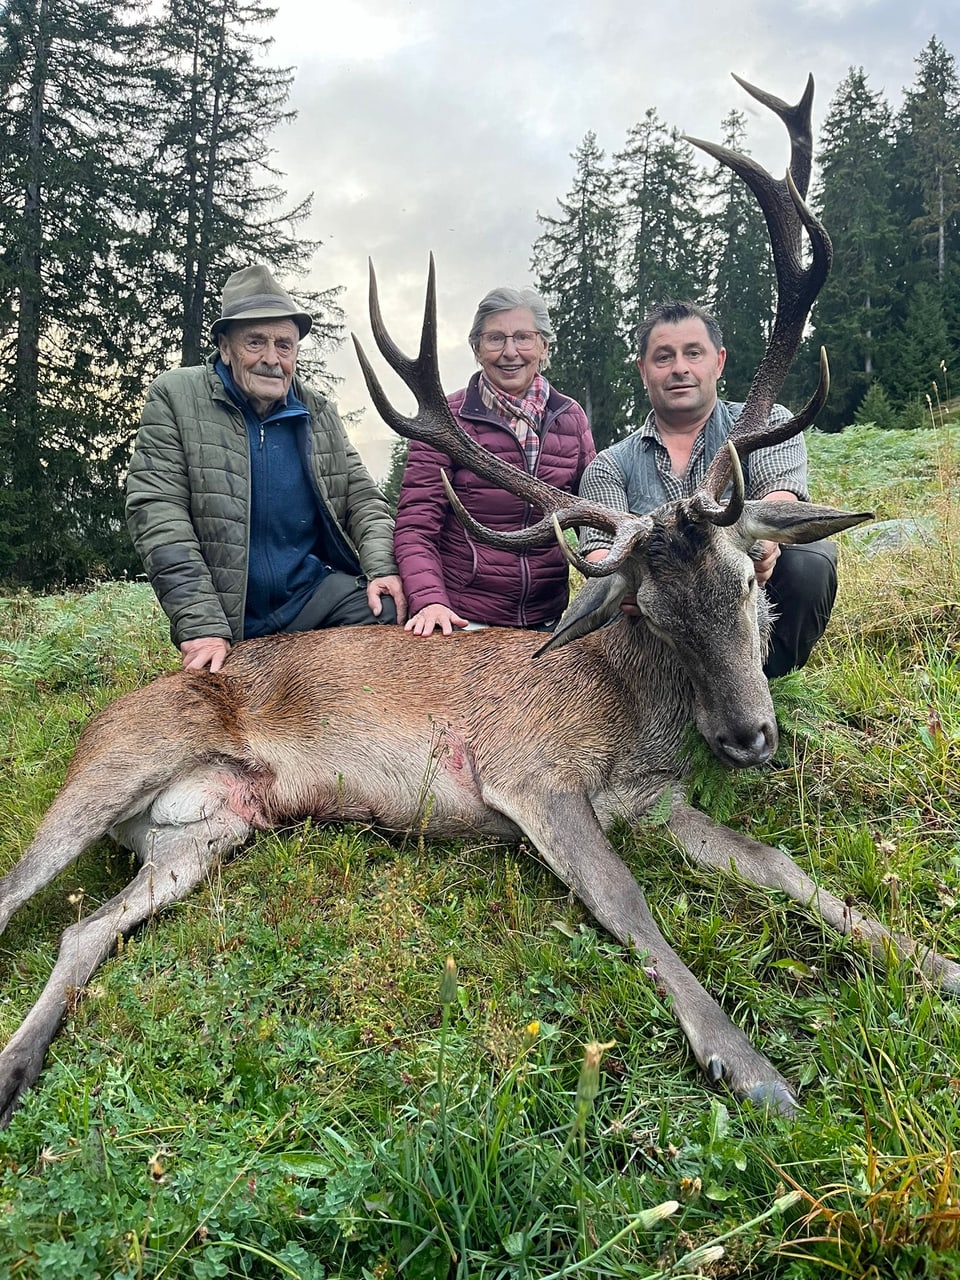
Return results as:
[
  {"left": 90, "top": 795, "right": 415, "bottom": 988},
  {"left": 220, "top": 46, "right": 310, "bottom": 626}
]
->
[{"left": 404, "top": 604, "right": 469, "bottom": 636}]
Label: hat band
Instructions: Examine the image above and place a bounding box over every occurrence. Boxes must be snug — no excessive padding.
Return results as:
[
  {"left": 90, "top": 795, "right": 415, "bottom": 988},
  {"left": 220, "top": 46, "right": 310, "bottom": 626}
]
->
[{"left": 222, "top": 292, "right": 298, "bottom": 317}]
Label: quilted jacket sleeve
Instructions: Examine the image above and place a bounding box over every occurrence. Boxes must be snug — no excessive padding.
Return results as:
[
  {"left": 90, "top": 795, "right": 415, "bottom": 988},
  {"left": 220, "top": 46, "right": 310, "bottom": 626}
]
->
[
  {"left": 303, "top": 391, "right": 398, "bottom": 580},
  {"left": 125, "top": 376, "right": 234, "bottom": 645},
  {"left": 393, "top": 439, "right": 456, "bottom": 613}
]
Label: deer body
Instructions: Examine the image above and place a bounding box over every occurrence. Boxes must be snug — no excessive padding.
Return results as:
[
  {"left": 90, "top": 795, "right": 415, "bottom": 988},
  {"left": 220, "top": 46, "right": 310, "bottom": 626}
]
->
[
  {"left": 0, "top": 560, "right": 774, "bottom": 1121},
  {"left": 5, "top": 501, "right": 958, "bottom": 1124},
  {"left": 3, "top": 74, "right": 959, "bottom": 1124}
]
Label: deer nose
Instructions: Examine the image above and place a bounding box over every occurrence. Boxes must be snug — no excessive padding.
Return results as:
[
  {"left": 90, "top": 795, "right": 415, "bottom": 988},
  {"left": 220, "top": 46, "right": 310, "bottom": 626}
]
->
[{"left": 715, "top": 723, "right": 776, "bottom": 768}]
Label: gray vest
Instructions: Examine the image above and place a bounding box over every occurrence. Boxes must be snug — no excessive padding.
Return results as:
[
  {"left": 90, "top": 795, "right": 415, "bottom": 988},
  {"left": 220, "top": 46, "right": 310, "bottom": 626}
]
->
[{"left": 606, "top": 401, "right": 749, "bottom": 515}]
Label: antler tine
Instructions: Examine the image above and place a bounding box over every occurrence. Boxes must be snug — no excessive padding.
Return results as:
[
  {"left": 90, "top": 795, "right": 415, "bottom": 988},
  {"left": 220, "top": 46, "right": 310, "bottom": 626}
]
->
[
  {"left": 438, "top": 471, "right": 653, "bottom": 577},
  {"left": 355, "top": 256, "right": 656, "bottom": 571},
  {"left": 731, "top": 72, "right": 814, "bottom": 199},
  {"left": 683, "top": 76, "right": 833, "bottom": 510},
  {"left": 355, "top": 255, "right": 574, "bottom": 513},
  {"left": 690, "top": 443, "right": 747, "bottom": 528},
  {"left": 351, "top": 254, "right": 440, "bottom": 440}
]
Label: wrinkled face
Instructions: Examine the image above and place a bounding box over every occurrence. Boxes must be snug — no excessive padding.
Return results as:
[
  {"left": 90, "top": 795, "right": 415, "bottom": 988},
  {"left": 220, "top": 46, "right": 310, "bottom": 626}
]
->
[
  {"left": 630, "top": 516, "right": 777, "bottom": 768},
  {"left": 638, "top": 318, "right": 726, "bottom": 429},
  {"left": 476, "top": 307, "right": 546, "bottom": 396},
  {"left": 218, "top": 318, "right": 300, "bottom": 417}
]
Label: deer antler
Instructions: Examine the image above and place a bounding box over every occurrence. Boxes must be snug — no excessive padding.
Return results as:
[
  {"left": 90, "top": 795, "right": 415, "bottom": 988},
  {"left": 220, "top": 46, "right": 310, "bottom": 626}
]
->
[
  {"left": 683, "top": 74, "right": 833, "bottom": 520},
  {"left": 355, "top": 78, "right": 832, "bottom": 569},
  {"left": 352, "top": 255, "right": 653, "bottom": 576}
]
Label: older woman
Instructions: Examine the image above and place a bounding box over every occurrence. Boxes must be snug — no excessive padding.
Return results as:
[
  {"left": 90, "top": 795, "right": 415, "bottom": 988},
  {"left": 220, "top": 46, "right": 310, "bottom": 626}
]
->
[{"left": 394, "top": 286, "right": 595, "bottom": 636}]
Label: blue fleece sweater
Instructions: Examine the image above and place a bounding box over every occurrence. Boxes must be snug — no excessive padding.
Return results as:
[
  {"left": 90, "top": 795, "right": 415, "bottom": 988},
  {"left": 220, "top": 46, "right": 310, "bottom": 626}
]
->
[{"left": 215, "top": 359, "right": 337, "bottom": 638}]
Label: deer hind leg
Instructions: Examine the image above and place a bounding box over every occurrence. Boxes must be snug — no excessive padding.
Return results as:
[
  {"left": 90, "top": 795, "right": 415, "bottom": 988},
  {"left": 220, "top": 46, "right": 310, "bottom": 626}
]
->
[
  {"left": 0, "top": 776, "right": 158, "bottom": 939},
  {"left": 668, "top": 800, "right": 960, "bottom": 993},
  {"left": 0, "top": 797, "right": 251, "bottom": 1127},
  {"left": 0, "top": 700, "right": 230, "bottom": 939},
  {"left": 483, "top": 782, "right": 797, "bottom": 1114}
]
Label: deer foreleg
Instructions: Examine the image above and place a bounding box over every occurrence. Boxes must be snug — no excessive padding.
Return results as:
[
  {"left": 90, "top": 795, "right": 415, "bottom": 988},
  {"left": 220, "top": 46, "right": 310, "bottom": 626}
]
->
[
  {"left": 668, "top": 801, "right": 960, "bottom": 992},
  {"left": 484, "top": 784, "right": 796, "bottom": 1114},
  {"left": 0, "top": 810, "right": 248, "bottom": 1127}
]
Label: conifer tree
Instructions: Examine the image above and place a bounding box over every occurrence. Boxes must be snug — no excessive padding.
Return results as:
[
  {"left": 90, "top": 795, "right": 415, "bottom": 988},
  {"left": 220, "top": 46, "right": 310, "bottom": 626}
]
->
[
  {"left": 143, "top": 0, "right": 341, "bottom": 374},
  {"left": 812, "top": 68, "right": 898, "bottom": 429},
  {"left": 889, "top": 281, "right": 950, "bottom": 409},
  {"left": 0, "top": 0, "right": 153, "bottom": 584},
  {"left": 380, "top": 440, "right": 410, "bottom": 514},
  {"left": 615, "top": 112, "right": 706, "bottom": 426},
  {"left": 532, "top": 132, "right": 629, "bottom": 449},
  {"left": 896, "top": 36, "right": 960, "bottom": 287}
]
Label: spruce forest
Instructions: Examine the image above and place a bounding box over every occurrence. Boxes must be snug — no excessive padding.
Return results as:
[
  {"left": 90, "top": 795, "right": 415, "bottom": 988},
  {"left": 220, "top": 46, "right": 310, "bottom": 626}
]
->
[
  {"left": 531, "top": 36, "right": 960, "bottom": 451},
  {"left": 1, "top": 6, "right": 958, "bottom": 572}
]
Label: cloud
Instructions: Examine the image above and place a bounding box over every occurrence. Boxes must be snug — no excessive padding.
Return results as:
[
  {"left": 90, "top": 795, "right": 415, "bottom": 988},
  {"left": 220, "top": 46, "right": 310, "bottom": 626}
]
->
[{"left": 265, "top": 0, "right": 959, "bottom": 479}]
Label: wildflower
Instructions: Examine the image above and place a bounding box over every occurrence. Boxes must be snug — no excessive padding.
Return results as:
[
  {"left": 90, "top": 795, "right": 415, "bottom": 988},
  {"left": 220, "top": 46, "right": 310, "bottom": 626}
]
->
[
  {"left": 439, "top": 955, "right": 458, "bottom": 1005},
  {"left": 634, "top": 1199, "right": 679, "bottom": 1227},
  {"left": 576, "top": 1039, "right": 616, "bottom": 1109}
]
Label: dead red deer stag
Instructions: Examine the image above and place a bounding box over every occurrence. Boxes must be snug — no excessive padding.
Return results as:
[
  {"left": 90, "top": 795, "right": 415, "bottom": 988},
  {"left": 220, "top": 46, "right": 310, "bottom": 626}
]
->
[{"left": 0, "top": 76, "right": 956, "bottom": 1127}]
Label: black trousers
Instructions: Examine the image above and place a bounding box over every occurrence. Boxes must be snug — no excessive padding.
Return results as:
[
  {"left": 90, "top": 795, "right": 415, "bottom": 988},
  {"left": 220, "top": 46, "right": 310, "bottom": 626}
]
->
[
  {"left": 764, "top": 540, "right": 838, "bottom": 679},
  {"left": 286, "top": 571, "right": 398, "bottom": 632}
]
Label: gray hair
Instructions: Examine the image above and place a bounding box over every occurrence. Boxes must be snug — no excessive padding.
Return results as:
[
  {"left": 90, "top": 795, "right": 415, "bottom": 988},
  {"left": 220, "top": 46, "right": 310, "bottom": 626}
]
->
[
  {"left": 468, "top": 285, "right": 554, "bottom": 371},
  {"left": 636, "top": 300, "right": 723, "bottom": 360}
]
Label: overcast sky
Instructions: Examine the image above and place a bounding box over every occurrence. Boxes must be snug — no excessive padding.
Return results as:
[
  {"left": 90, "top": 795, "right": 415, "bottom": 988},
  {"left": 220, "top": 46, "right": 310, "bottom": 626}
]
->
[{"left": 263, "top": 0, "right": 959, "bottom": 479}]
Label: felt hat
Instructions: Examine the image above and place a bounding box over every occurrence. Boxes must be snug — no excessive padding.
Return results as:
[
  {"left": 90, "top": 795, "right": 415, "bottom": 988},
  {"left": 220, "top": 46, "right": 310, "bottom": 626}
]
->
[{"left": 211, "top": 264, "right": 312, "bottom": 339}]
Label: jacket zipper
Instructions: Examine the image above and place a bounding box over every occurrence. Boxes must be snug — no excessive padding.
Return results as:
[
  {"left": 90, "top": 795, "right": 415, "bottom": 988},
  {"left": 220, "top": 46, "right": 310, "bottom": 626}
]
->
[{"left": 462, "top": 404, "right": 560, "bottom": 628}]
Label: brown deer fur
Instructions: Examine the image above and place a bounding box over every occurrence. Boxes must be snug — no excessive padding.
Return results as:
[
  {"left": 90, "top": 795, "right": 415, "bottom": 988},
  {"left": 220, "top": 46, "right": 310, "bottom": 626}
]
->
[{"left": 1, "top": 76, "right": 957, "bottom": 1125}]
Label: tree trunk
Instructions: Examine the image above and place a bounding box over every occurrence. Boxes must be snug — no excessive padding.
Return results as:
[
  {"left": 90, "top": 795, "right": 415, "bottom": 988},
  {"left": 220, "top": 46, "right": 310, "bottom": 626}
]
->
[{"left": 9, "top": 0, "right": 52, "bottom": 582}]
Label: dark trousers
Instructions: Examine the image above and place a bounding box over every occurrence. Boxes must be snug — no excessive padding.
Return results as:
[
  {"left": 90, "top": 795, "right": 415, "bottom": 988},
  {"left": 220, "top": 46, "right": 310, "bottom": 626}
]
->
[
  {"left": 286, "top": 572, "right": 398, "bottom": 632},
  {"left": 764, "top": 540, "right": 838, "bottom": 679}
]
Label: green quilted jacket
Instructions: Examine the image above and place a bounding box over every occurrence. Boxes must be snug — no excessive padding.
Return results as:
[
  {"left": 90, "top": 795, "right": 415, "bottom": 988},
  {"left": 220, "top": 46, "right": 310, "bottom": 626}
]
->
[{"left": 125, "top": 357, "right": 397, "bottom": 646}]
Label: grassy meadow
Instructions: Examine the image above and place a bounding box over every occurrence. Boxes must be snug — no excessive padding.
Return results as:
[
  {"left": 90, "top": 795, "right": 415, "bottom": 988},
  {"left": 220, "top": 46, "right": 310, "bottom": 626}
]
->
[{"left": 0, "top": 419, "right": 958, "bottom": 1278}]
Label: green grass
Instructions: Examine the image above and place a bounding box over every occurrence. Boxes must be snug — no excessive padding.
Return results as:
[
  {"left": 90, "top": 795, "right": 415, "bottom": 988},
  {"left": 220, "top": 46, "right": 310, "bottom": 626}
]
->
[{"left": 1, "top": 424, "right": 960, "bottom": 1277}]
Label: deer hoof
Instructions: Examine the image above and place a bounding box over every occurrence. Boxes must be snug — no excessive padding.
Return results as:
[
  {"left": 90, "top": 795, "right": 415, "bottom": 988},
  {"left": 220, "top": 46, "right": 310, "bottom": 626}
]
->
[
  {"left": 745, "top": 1079, "right": 798, "bottom": 1117},
  {"left": 705, "top": 1055, "right": 725, "bottom": 1084},
  {"left": 704, "top": 1055, "right": 797, "bottom": 1116}
]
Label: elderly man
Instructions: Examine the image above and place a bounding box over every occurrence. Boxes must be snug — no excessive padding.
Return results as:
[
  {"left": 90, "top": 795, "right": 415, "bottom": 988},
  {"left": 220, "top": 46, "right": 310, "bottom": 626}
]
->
[
  {"left": 578, "top": 299, "right": 837, "bottom": 678},
  {"left": 126, "top": 264, "right": 405, "bottom": 672}
]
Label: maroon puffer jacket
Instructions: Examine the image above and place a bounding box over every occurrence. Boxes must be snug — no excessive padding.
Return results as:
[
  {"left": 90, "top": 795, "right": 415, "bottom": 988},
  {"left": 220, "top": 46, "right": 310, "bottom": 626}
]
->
[{"left": 394, "top": 373, "right": 595, "bottom": 627}]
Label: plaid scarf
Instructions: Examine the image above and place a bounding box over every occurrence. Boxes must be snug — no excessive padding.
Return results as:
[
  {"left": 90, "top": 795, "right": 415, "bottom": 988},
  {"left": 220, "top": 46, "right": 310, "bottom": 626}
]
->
[{"left": 477, "top": 372, "right": 550, "bottom": 473}]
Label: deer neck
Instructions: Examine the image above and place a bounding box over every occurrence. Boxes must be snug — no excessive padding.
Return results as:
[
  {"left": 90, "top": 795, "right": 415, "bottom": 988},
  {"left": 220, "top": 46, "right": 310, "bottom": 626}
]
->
[{"left": 597, "top": 614, "right": 694, "bottom": 722}]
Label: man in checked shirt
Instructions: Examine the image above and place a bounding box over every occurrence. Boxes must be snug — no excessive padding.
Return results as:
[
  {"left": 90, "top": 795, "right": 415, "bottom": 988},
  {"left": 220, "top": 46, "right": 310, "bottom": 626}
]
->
[{"left": 577, "top": 300, "right": 838, "bottom": 679}]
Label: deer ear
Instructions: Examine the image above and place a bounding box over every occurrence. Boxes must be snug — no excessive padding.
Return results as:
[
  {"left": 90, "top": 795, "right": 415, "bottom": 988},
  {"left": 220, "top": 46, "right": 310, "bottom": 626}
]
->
[
  {"left": 534, "top": 570, "right": 632, "bottom": 657},
  {"left": 735, "top": 499, "right": 873, "bottom": 548}
]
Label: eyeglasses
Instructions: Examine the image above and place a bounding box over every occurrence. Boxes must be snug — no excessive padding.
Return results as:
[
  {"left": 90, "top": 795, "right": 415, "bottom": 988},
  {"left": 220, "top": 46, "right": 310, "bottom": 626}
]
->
[{"left": 478, "top": 330, "right": 541, "bottom": 353}]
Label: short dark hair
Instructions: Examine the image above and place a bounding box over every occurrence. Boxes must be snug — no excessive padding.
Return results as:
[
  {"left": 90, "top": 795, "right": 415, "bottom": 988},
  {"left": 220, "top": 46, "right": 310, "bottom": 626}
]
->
[{"left": 636, "top": 300, "right": 723, "bottom": 360}]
